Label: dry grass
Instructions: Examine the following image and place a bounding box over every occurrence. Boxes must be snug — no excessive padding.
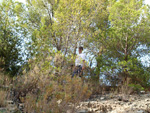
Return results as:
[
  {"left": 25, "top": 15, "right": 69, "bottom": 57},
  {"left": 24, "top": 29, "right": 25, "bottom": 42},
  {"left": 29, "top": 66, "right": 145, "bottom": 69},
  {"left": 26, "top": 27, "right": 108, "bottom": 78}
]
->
[
  {"left": 0, "top": 72, "right": 12, "bottom": 88},
  {"left": 0, "top": 72, "right": 12, "bottom": 108},
  {"left": 0, "top": 90, "right": 7, "bottom": 107},
  {"left": 11, "top": 58, "right": 91, "bottom": 113},
  {"left": 22, "top": 75, "right": 91, "bottom": 113}
]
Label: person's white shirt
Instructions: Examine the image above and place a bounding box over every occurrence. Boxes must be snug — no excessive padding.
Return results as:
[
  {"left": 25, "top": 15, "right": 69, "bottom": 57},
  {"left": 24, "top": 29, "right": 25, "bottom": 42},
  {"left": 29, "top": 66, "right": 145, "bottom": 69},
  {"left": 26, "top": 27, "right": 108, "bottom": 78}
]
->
[{"left": 75, "top": 53, "right": 86, "bottom": 66}]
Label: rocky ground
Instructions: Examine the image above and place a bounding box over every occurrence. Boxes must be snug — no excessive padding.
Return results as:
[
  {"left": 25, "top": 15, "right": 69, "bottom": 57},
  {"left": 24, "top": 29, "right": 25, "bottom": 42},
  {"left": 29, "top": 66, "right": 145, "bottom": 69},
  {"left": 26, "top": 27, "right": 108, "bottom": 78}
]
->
[
  {"left": 1, "top": 90, "right": 150, "bottom": 113},
  {"left": 76, "top": 92, "right": 150, "bottom": 113},
  {"left": 0, "top": 100, "right": 23, "bottom": 113}
]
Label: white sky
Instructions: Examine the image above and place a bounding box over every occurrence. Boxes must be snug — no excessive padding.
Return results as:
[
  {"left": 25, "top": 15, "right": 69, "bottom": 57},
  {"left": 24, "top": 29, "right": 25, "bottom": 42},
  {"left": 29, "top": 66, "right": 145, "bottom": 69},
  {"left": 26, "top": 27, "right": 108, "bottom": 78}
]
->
[{"left": 145, "top": 0, "right": 150, "bottom": 4}]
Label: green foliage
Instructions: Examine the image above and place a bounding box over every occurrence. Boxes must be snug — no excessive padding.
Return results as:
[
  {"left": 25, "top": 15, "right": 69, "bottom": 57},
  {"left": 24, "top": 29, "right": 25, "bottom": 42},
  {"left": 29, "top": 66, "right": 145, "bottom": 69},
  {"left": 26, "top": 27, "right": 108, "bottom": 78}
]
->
[
  {"left": 0, "top": 0, "right": 27, "bottom": 76},
  {"left": 116, "top": 56, "right": 150, "bottom": 87},
  {"left": 128, "top": 83, "right": 144, "bottom": 92},
  {"left": 98, "top": 0, "right": 150, "bottom": 87},
  {"left": 108, "top": 0, "right": 149, "bottom": 59}
]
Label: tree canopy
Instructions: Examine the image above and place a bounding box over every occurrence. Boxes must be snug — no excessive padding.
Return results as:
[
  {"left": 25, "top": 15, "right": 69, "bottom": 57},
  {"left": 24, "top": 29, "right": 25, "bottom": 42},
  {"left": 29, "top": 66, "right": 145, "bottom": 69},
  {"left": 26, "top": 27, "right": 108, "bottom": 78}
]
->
[{"left": 0, "top": 0, "right": 150, "bottom": 87}]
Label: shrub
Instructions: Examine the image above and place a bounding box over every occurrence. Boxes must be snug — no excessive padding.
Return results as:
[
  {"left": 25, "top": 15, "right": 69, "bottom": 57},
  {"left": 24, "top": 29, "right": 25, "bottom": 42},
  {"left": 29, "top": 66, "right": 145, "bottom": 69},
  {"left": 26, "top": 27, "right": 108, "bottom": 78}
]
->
[
  {"left": 128, "top": 84, "right": 144, "bottom": 93},
  {"left": 0, "top": 72, "right": 12, "bottom": 86},
  {"left": 0, "top": 90, "right": 7, "bottom": 107},
  {"left": 22, "top": 75, "right": 91, "bottom": 113},
  {"left": 12, "top": 58, "right": 91, "bottom": 113}
]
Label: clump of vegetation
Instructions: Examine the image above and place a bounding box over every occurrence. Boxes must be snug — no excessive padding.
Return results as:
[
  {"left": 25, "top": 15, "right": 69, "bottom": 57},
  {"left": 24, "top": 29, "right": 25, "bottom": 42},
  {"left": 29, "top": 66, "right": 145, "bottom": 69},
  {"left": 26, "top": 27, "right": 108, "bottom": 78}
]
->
[
  {"left": 23, "top": 76, "right": 91, "bottom": 113},
  {"left": 0, "top": 90, "right": 7, "bottom": 107},
  {"left": 0, "top": 72, "right": 12, "bottom": 87},
  {"left": 128, "top": 84, "right": 144, "bottom": 93},
  {"left": 11, "top": 59, "right": 91, "bottom": 112}
]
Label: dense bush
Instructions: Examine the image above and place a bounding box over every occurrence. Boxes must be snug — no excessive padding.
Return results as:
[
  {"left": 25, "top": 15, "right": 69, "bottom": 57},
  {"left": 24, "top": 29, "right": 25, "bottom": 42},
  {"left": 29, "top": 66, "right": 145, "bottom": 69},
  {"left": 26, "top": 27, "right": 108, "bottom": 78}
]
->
[
  {"left": 11, "top": 59, "right": 91, "bottom": 112},
  {"left": 0, "top": 90, "right": 7, "bottom": 107}
]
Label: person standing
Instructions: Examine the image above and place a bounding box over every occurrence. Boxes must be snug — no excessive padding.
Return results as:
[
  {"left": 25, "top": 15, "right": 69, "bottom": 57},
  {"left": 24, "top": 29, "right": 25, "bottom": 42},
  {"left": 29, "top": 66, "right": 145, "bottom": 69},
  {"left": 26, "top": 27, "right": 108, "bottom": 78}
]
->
[{"left": 72, "top": 46, "right": 86, "bottom": 78}]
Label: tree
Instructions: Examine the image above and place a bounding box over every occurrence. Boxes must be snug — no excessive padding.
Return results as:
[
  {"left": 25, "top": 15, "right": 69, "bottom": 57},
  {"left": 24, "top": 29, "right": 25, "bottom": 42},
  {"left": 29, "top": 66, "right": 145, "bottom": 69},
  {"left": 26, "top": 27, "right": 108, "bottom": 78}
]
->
[
  {"left": 0, "top": 0, "right": 27, "bottom": 76},
  {"left": 85, "top": 0, "right": 110, "bottom": 81},
  {"left": 106, "top": 0, "right": 150, "bottom": 85},
  {"left": 24, "top": 0, "right": 105, "bottom": 73}
]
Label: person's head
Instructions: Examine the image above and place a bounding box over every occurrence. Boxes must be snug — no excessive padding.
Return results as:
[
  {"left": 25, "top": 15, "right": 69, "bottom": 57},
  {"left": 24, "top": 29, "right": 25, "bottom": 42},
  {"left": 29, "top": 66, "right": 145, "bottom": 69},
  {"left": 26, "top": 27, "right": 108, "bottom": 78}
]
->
[{"left": 79, "top": 46, "right": 83, "bottom": 54}]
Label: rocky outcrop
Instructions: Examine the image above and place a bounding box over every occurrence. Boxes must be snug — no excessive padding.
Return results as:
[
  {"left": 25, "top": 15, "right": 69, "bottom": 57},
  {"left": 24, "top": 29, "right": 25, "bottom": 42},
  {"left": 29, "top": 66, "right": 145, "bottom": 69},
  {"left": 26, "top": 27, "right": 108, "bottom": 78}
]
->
[{"left": 77, "top": 92, "right": 150, "bottom": 113}]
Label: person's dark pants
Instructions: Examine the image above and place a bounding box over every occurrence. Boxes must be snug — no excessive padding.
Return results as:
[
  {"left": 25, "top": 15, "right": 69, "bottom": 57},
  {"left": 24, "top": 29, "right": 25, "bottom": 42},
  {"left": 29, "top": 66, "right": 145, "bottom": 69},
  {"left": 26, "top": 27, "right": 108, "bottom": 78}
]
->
[{"left": 71, "top": 65, "right": 82, "bottom": 78}]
